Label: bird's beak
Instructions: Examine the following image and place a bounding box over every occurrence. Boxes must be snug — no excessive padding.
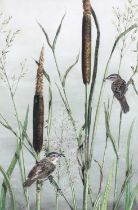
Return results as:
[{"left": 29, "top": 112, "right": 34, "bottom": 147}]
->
[
  {"left": 59, "top": 153, "right": 65, "bottom": 157},
  {"left": 103, "top": 77, "right": 108, "bottom": 82}
]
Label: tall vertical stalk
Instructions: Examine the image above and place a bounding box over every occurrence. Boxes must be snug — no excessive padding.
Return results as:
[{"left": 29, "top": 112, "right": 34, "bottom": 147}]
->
[
  {"left": 83, "top": 172, "right": 89, "bottom": 210},
  {"left": 82, "top": 0, "right": 91, "bottom": 208},
  {"left": 33, "top": 46, "right": 44, "bottom": 210},
  {"left": 83, "top": 84, "right": 89, "bottom": 210},
  {"left": 36, "top": 176, "right": 42, "bottom": 210}
]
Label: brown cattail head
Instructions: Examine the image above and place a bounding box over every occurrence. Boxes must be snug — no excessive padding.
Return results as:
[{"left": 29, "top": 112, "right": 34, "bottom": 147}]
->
[
  {"left": 33, "top": 95, "right": 44, "bottom": 153},
  {"left": 35, "top": 46, "right": 44, "bottom": 95},
  {"left": 82, "top": 0, "right": 91, "bottom": 84},
  {"left": 33, "top": 46, "right": 44, "bottom": 153}
]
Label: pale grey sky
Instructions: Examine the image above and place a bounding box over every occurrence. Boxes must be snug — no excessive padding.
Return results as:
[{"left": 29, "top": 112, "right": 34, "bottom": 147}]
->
[{"left": 0, "top": 0, "right": 137, "bottom": 137}]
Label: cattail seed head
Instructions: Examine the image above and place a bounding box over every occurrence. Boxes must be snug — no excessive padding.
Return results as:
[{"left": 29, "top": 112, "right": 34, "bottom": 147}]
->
[
  {"left": 83, "top": 0, "right": 91, "bottom": 14},
  {"left": 82, "top": 0, "right": 91, "bottom": 84},
  {"left": 33, "top": 95, "right": 44, "bottom": 153},
  {"left": 33, "top": 46, "right": 44, "bottom": 153}
]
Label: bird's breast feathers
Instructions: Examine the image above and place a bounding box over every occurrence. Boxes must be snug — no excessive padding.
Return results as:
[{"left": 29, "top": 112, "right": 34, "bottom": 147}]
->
[{"left": 111, "top": 79, "right": 127, "bottom": 98}]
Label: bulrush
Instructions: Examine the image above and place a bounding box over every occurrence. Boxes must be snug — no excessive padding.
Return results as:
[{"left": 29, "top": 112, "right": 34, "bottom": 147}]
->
[
  {"left": 33, "top": 46, "right": 44, "bottom": 153},
  {"left": 82, "top": 0, "right": 91, "bottom": 84}
]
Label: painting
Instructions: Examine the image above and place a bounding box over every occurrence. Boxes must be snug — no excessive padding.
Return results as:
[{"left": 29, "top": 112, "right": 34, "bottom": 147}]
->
[{"left": 0, "top": 0, "right": 138, "bottom": 209}]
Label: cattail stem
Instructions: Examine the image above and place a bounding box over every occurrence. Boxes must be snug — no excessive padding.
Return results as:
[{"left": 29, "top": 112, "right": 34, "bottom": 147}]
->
[
  {"left": 36, "top": 189, "right": 41, "bottom": 210},
  {"left": 85, "top": 84, "right": 89, "bottom": 162},
  {"left": 36, "top": 180, "right": 42, "bottom": 210},
  {"left": 36, "top": 153, "right": 42, "bottom": 210},
  {"left": 83, "top": 171, "right": 89, "bottom": 210}
]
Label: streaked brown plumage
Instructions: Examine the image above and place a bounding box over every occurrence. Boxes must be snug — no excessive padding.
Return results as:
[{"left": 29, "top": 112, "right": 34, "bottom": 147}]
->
[
  {"left": 23, "top": 152, "right": 64, "bottom": 187},
  {"left": 104, "top": 74, "right": 129, "bottom": 113}
]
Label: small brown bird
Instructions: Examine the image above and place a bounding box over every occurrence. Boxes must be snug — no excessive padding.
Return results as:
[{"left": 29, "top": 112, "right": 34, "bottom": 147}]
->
[
  {"left": 104, "top": 74, "right": 129, "bottom": 113},
  {"left": 23, "top": 152, "right": 64, "bottom": 187}
]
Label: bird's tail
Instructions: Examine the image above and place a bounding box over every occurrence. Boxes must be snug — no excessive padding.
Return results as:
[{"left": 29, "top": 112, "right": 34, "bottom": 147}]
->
[
  {"left": 118, "top": 96, "right": 129, "bottom": 113},
  {"left": 23, "top": 178, "right": 35, "bottom": 187}
]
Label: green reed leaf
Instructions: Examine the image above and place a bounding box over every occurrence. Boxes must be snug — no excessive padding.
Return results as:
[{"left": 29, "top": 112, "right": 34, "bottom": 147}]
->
[
  {"left": 53, "top": 13, "right": 66, "bottom": 50},
  {"left": 62, "top": 52, "right": 79, "bottom": 87},
  {"left": 101, "top": 167, "right": 113, "bottom": 210},
  {"left": 0, "top": 165, "right": 16, "bottom": 210}
]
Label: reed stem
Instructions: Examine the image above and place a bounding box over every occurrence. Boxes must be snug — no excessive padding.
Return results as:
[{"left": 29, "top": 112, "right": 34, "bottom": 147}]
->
[
  {"left": 83, "top": 171, "right": 89, "bottom": 210},
  {"left": 36, "top": 180, "right": 42, "bottom": 210}
]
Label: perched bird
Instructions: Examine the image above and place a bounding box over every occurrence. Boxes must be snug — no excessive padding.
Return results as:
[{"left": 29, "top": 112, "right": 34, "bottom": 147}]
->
[
  {"left": 104, "top": 74, "right": 129, "bottom": 113},
  {"left": 23, "top": 152, "right": 64, "bottom": 187}
]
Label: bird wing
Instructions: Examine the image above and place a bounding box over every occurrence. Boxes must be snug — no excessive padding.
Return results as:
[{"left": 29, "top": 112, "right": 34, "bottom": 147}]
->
[
  {"left": 111, "top": 79, "right": 127, "bottom": 98},
  {"left": 28, "top": 158, "right": 56, "bottom": 180}
]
